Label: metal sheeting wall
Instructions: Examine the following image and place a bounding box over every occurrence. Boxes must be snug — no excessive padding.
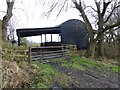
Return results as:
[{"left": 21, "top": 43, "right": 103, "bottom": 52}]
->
[{"left": 60, "top": 19, "right": 89, "bottom": 50}]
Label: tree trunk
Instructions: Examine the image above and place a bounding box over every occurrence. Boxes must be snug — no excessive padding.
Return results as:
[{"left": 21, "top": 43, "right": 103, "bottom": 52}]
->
[
  {"left": 71, "top": 0, "right": 95, "bottom": 58},
  {"left": 2, "top": 1, "right": 15, "bottom": 42},
  {"left": 0, "top": 20, "right": 1, "bottom": 89},
  {"left": 97, "top": 16, "right": 104, "bottom": 57},
  {"left": 117, "top": 32, "right": 120, "bottom": 61},
  {"left": 2, "top": 16, "right": 8, "bottom": 42},
  {"left": 86, "top": 40, "right": 95, "bottom": 58},
  {"left": 0, "top": 20, "right": 2, "bottom": 48},
  {"left": 86, "top": 28, "right": 95, "bottom": 58},
  {"left": 0, "top": 20, "right": 1, "bottom": 37},
  {"left": 97, "top": 34, "right": 104, "bottom": 57}
]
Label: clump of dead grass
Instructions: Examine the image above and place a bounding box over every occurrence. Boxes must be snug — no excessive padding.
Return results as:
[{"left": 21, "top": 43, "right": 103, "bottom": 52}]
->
[{"left": 1, "top": 60, "right": 29, "bottom": 88}]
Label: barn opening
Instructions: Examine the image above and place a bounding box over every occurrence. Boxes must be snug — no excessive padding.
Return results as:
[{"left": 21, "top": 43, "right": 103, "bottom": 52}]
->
[{"left": 16, "top": 26, "right": 62, "bottom": 46}]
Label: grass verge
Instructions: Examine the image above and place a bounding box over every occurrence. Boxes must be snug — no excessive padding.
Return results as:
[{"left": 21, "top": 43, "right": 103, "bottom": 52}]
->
[
  {"left": 61, "top": 56, "right": 120, "bottom": 73},
  {"left": 26, "top": 61, "right": 71, "bottom": 88}
]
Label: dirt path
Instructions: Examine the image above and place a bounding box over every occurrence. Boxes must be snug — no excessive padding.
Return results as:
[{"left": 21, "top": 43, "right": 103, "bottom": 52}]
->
[{"left": 47, "top": 61, "right": 119, "bottom": 88}]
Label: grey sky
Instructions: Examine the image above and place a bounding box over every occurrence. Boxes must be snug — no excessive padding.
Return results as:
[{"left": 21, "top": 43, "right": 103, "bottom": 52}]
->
[{"left": 0, "top": 0, "right": 109, "bottom": 43}]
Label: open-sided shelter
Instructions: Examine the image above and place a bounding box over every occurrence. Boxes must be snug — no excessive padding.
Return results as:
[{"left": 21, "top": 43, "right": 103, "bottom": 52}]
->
[{"left": 16, "top": 19, "right": 93, "bottom": 50}]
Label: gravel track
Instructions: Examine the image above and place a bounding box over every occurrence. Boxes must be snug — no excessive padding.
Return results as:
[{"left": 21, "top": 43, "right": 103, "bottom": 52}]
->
[{"left": 47, "top": 61, "right": 119, "bottom": 88}]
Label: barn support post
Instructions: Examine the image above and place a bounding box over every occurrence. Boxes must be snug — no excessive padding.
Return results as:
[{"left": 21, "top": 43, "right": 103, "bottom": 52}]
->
[
  {"left": 51, "top": 34, "right": 52, "bottom": 42},
  {"left": 59, "top": 34, "right": 61, "bottom": 42},
  {"left": 41, "top": 35, "right": 42, "bottom": 43},
  {"left": 58, "top": 35, "right": 59, "bottom": 42},
  {"left": 45, "top": 34, "right": 46, "bottom": 42},
  {"left": 18, "top": 33, "right": 20, "bottom": 46}
]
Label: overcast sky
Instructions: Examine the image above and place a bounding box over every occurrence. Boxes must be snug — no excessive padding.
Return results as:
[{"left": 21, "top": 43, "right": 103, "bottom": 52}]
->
[{"left": 0, "top": 0, "right": 97, "bottom": 43}]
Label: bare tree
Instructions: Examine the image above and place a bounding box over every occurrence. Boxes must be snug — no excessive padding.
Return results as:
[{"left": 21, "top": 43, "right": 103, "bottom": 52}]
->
[
  {"left": 41, "top": 0, "right": 73, "bottom": 19},
  {"left": 45, "top": 0, "right": 120, "bottom": 58},
  {"left": 2, "top": 0, "right": 15, "bottom": 42},
  {"left": 104, "top": 2, "right": 120, "bottom": 43},
  {"left": 71, "top": 0, "right": 120, "bottom": 57}
]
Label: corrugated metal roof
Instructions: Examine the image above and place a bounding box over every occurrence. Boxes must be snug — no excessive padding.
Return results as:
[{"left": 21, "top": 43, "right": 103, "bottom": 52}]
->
[{"left": 17, "top": 26, "right": 60, "bottom": 37}]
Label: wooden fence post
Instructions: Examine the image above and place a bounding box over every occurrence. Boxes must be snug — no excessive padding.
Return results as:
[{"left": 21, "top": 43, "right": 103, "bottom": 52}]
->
[
  {"left": 28, "top": 47, "right": 31, "bottom": 64},
  {"left": 41, "top": 48, "right": 43, "bottom": 60}
]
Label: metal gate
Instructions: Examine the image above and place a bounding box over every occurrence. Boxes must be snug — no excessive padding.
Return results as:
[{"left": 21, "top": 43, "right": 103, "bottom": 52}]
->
[{"left": 28, "top": 45, "right": 76, "bottom": 63}]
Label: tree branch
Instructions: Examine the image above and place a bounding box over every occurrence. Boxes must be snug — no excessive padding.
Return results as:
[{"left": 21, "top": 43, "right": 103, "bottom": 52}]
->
[
  {"left": 47, "top": 2, "right": 59, "bottom": 15},
  {"left": 85, "top": 6, "right": 97, "bottom": 12},
  {"left": 94, "top": 0, "right": 101, "bottom": 15},
  {"left": 95, "top": 21, "right": 120, "bottom": 41},
  {"left": 104, "top": 4, "right": 120, "bottom": 23},
  {"left": 72, "top": 0, "right": 94, "bottom": 43},
  {"left": 101, "top": 1, "right": 111, "bottom": 16},
  {"left": 71, "top": 0, "right": 93, "bottom": 29},
  {"left": 103, "top": 21, "right": 120, "bottom": 31},
  {"left": 56, "top": 0, "right": 68, "bottom": 17}
]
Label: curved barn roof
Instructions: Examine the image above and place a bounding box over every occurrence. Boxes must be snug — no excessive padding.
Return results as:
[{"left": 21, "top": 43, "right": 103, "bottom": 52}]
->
[{"left": 60, "top": 19, "right": 89, "bottom": 49}]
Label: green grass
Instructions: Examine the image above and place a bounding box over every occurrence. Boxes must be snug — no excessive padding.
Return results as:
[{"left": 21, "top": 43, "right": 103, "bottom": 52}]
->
[
  {"left": 28, "top": 43, "right": 40, "bottom": 47},
  {"left": 27, "top": 62, "right": 57, "bottom": 88},
  {"left": 62, "top": 56, "right": 120, "bottom": 73},
  {"left": 62, "top": 60, "right": 85, "bottom": 70},
  {"left": 27, "top": 61, "right": 71, "bottom": 88}
]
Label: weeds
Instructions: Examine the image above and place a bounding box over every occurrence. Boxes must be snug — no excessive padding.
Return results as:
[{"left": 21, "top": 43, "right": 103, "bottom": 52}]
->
[
  {"left": 2, "top": 43, "right": 28, "bottom": 62},
  {"left": 26, "top": 62, "right": 71, "bottom": 88}
]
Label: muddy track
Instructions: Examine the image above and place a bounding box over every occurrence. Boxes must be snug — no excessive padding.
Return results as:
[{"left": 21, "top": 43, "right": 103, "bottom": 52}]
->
[{"left": 47, "top": 61, "right": 119, "bottom": 88}]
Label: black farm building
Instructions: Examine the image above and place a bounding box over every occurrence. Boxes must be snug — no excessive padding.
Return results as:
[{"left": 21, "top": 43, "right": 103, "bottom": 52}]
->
[{"left": 16, "top": 19, "right": 90, "bottom": 50}]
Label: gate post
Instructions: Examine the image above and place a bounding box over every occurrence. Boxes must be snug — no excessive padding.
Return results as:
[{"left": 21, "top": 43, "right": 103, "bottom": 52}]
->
[{"left": 28, "top": 47, "right": 31, "bottom": 64}]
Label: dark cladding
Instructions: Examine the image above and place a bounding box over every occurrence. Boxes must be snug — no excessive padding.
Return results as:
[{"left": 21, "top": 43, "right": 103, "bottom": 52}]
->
[{"left": 60, "top": 19, "right": 89, "bottom": 50}]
